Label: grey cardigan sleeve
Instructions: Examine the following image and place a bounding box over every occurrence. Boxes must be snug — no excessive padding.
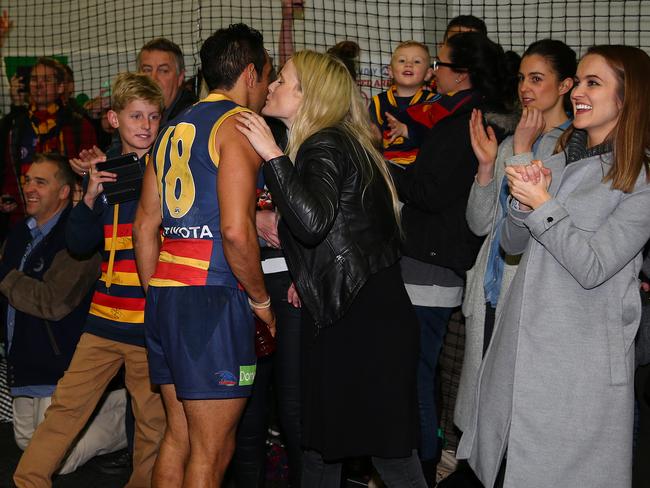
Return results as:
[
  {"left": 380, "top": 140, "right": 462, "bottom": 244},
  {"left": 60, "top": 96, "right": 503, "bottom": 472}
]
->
[
  {"left": 501, "top": 198, "right": 535, "bottom": 255},
  {"left": 492, "top": 127, "right": 568, "bottom": 255},
  {"left": 499, "top": 151, "right": 538, "bottom": 254},
  {"left": 523, "top": 187, "right": 650, "bottom": 289},
  {"left": 466, "top": 137, "right": 515, "bottom": 236},
  {"left": 466, "top": 175, "right": 499, "bottom": 237}
]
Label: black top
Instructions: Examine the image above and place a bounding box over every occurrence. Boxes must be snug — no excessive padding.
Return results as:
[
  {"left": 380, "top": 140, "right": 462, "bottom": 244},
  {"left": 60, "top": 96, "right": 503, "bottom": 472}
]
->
[
  {"left": 160, "top": 88, "right": 198, "bottom": 128},
  {"left": 391, "top": 90, "right": 494, "bottom": 273},
  {"left": 264, "top": 127, "right": 400, "bottom": 329},
  {"left": 2, "top": 206, "right": 94, "bottom": 387}
]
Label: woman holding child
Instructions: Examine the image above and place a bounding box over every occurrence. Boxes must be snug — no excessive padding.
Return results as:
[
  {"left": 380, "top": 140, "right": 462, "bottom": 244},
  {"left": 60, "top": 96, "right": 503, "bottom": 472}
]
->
[
  {"left": 389, "top": 31, "right": 517, "bottom": 481},
  {"left": 236, "top": 51, "right": 426, "bottom": 487},
  {"left": 457, "top": 45, "right": 650, "bottom": 488}
]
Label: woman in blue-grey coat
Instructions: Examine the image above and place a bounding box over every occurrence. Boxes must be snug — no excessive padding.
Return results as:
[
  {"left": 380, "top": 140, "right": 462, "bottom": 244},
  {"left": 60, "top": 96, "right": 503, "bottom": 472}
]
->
[{"left": 457, "top": 45, "right": 650, "bottom": 488}]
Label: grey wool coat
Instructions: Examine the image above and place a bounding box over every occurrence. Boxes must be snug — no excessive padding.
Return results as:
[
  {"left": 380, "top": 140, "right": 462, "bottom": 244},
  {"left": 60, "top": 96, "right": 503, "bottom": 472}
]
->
[
  {"left": 455, "top": 127, "right": 565, "bottom": 433},
  {"left": 456, "top": 149, "right": 650, "bottom": 488}
]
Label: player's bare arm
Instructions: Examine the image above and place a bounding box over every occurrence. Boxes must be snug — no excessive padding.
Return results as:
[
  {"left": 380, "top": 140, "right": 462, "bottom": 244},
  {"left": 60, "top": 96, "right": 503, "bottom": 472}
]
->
[
  {"left": 217, "top": 117, "right": 275, "bottom": 331},
  {"left": 133, "top": 161, "right": 163, "bottom": 293}
]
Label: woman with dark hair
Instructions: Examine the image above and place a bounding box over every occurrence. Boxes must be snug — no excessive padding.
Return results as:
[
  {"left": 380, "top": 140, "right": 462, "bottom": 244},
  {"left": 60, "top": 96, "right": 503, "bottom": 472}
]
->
[
  {"left": 456, "top": 38, "right": 576, "bottom": 433},
  {"left": 327, "top": 40, "right": 360, "bottom": 80},
  {"left": 457, "top": 45, "right": 650, "bottom": 487},
  {"left": 389, "top": 31, "right": 517, "bottom": 484},
  {"left": 442, "top": 14, "right": 487, "bottom": 42}
]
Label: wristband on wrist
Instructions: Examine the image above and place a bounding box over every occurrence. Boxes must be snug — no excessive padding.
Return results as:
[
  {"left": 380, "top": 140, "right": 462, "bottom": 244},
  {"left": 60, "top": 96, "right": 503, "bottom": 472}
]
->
[{"left": 248, "top": 296, "right": 271, "bottom": 309}]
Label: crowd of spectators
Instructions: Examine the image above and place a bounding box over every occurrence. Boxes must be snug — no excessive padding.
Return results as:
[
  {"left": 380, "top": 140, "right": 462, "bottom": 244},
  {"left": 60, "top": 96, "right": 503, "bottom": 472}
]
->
[{"left": 0, "top": 6, "right": 649, "bottom": 488}]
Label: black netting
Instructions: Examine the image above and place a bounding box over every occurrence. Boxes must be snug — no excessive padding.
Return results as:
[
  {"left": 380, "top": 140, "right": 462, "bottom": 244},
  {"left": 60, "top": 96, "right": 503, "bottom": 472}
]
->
[
  {"left": 2, "top": 0, "right": 649, "bottom": 114},
  {"left": 2, "top": 0, "right": 649, "bottom": 451}
]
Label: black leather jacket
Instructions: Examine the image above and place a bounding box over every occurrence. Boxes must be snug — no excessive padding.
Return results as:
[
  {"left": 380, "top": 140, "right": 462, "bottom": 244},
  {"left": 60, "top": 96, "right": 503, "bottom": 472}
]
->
[{"left": 264, "top": 127, "right": 400, "bottom": 330}]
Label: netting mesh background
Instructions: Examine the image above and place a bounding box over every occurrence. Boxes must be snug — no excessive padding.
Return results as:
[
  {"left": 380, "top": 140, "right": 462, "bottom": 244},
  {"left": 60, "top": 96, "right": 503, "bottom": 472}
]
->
[
  {"left": 2, "top": 0, "right": 650, "bottom": 113},
  {"left": 1, "top": 0, "right": 649, "bottom": 445}
]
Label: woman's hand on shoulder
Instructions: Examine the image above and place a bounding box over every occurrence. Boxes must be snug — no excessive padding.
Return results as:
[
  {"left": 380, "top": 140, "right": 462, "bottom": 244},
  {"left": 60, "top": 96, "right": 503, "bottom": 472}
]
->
[
  {"left": 513, "top": 107, "right": 545, "bottom": 155},
  {"left": 236, "top": 112, "right": 284, "bottom": 162}
]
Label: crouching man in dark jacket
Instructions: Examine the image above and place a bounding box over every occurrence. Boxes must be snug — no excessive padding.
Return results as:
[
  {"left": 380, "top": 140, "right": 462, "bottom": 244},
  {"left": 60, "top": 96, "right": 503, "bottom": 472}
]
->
[{"left": 2, "top": 153, "right": 126, "bottom": 473}]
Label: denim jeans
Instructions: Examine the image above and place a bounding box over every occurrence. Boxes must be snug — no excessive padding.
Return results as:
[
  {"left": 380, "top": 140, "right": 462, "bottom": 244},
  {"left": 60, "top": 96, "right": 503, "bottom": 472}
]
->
[{"left": 414, "top": 305, "right": 453, "bottom": 462}]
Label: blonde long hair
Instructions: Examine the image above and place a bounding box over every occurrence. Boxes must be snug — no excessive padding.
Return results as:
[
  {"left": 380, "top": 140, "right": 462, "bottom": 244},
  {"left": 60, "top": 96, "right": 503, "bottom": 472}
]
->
[{"left": 287, "top": 50, "right": 401, "bottom": 226}]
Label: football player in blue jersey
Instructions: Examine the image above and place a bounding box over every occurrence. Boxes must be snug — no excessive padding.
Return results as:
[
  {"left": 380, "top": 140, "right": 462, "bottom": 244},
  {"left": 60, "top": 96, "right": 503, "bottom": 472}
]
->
[{"left": 133, "top": 24, "right": 275, "bottom": 488}]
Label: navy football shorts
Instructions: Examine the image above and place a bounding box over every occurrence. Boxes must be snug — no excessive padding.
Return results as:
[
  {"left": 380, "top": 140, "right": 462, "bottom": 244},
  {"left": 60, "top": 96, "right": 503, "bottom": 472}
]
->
[{"left": 145, "top": 285, "right": 256, "bottom": 399}]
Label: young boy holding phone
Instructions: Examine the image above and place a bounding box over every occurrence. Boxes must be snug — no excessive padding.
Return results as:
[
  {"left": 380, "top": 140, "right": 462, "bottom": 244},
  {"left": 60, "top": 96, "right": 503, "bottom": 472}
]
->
[{"left": 14, "top": 72, "right": 166, "bottom": 488}]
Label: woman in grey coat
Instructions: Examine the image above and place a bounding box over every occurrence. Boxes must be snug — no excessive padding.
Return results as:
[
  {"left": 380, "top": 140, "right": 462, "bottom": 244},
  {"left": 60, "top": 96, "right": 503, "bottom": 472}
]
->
[
  {"left": 457, "top": 45, "right": 650, "bottom": 488},
  {"left": 456, "top": 40, "right": 576, "bottom": 433}
]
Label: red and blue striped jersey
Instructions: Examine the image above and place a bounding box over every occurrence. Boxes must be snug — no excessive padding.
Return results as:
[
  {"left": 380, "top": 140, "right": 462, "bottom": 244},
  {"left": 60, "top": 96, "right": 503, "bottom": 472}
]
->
[
  {"left": 89, "top": 200, "right": 145, "bottom": 326},
  {"left": 369, "top": 85, "right": 438, "bottom": 165}
]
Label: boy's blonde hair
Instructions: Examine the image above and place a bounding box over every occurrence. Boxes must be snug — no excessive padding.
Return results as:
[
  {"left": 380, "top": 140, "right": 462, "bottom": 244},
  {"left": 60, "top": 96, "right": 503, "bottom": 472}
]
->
[
  {"left": 391, "top": 41, "right": 431, "bottom": 63},
  {"left": 111, "top": 72, "right": 164, "bottom": 112}
]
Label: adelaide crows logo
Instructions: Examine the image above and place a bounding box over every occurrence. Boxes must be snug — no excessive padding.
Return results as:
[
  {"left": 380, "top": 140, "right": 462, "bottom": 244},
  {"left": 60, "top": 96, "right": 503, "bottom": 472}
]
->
[{"left": 214, "top": 371, "right": 237, "bottom": 386}]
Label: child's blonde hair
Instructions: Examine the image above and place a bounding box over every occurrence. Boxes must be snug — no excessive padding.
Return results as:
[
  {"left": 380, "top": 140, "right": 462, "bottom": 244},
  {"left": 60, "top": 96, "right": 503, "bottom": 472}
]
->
[
  {"left": 111, "top": 72, "right": 164, "bottom": 112},
  {"left": 391, "top": 41, "right": 431, "bottom": 63}
]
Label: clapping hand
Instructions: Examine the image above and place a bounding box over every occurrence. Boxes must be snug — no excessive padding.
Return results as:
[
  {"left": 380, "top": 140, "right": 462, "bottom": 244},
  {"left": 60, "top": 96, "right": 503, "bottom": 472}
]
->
[
  {"left": 505, "top": 160, "right": 552, "bottom": 210},
  {"left": 513, "top": 106, "right": 545, "bottom": 155},
  {"left": 469, "top": 109, "right": 498, "bottom": 185}
]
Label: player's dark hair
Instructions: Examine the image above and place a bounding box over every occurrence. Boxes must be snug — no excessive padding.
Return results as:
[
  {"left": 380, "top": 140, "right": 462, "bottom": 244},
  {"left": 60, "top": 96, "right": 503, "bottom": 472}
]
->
[{"left": 200, "top": 23, "right": 267, "bottom": 91}]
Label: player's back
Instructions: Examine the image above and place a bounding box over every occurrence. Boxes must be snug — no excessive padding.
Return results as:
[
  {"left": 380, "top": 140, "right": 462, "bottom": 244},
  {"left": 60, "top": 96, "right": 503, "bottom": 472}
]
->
[{"left": 149, "top": 93, "right": 250, "bottom": 288}]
